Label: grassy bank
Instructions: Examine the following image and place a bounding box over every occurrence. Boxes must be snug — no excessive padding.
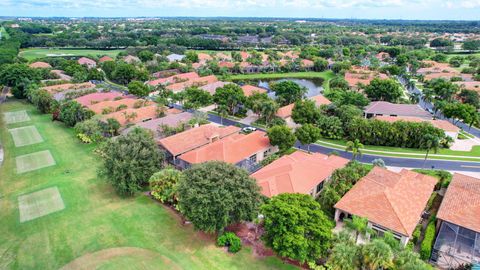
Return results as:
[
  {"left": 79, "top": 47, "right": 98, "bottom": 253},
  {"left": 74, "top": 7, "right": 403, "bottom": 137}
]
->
[
  {"left": 229, "top": 71, "right": 336, "bottom": 90},
  {"left": 316, "top": 138, "right": 480, "bottom": 162},
  {"left": 0, "top": 26, "right": 10, "bottom": 40},
  {"left": 0, "top": 100, "right": 296, "bottom": 270},
  {"left": 19, "top": 48, "right": 124, "bottom": 60}
]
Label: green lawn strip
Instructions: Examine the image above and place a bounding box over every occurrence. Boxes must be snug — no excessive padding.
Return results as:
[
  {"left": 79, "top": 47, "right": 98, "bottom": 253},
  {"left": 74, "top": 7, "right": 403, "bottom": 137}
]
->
[
  {"left": 19, "top": 48, "right": 124, "bottom": 61},
  {"left": 0, "top": 100, "right": 296, "bottom": 270},
  {"left": 315, "top": 138, "right": 480, "bottom": 162}
]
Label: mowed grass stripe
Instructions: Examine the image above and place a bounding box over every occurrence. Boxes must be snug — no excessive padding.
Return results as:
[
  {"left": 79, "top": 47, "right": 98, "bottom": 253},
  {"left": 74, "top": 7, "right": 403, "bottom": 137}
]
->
[
  {"left": 18, "top": 186, "right": 65, "bottom": 223},
  {"left": 3, "top": 110, "right": 30, "bottom": 124},
  {"left": 16, "top": 150, "right": 56, "bottom": 173},
  {"left": 8, "top": 125, "right": 44, "bottom": 147}
]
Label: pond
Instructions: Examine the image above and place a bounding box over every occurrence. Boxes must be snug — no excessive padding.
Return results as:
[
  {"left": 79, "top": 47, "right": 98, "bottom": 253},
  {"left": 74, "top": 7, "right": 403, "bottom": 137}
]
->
[{"left": 255, "top": 78, "right": 325, "bottom": 99}]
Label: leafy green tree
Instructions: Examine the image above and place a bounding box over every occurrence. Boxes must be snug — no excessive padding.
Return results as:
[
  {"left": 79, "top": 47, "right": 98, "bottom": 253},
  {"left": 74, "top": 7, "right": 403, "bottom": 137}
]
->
[
  {"left": 138, "top": 50, "right": 154, "bottom": 62},
  {"left": 459, "top": 89, "right": 480, "bottom": 109},
  {"left": 213, "top": 84, "right": 246, "bottom": 115},
  {"left": 270, "top": 80, "right": 307, "bottom": 106},
  {"left": 104, "top": 118, "right": 121, "bottom": 137},
  {"left": 291, "top": 99, "right": 321, "bottom": 125},
  {"left": 267, "top": 125, "right": 296, "bottom": 152},
  {"left": 424, "top": 79, "right": 459, "bottom": 102},
  {"left": 182, "top": 87, "right": 213, "bottom": 109},
  {"left": 99, "top": 128, "right": 164, "bottom": 196},
  {"left": 346, "top": 139, "right": 364, "bottom": 160},
  {"left": 0, "top": 63, "right": 40, "bottom": 98},
  {"left": 261, "top": 193, "right": 334, "bottom": 263},
  {"left": 26, "top": 84, "right": 56, "bottom": 113},
  {"left": 443, "top": 102, "right": 477, "bottom": 125},
  {"left": 313, "top": 57, "right": 328, "bottom": 72},
  {"left": 149, "top": 167, "right": 183, "bottom": 205},
  {"left": 364, "top": 78, "right": 403, "bottom": 102},
  {"left": 329, "top": 77, "right": 350, "bottom": 90},
  {"left": 87, "top": 68, "right": 104, "bottom": 81},
  {"left": 177, "top": 161, "right": 261, "bottom": 233},
  {"left": 185, "top": 51, "right": 199, "bottom": 62},
  {"left": 295, "top": 124, "right": 321, "bottom": 152},
  {"left": 217, "top": 104, "right": 229, "bottom": 125},
  {"left": 101, "top": 60, "right": 116, "bottom": 78},
  {"left": 127, "top": 80, "right": 151, "bottom": 97},
  {"left": 59, "top": 100, "right": 95, "bottom": 127},
  {"left": 463, "top": 40, "right": 480, "bottom": 51},
  {"left": 316, "top": 115, "right": 344, "bottom": 139},
  {"left": 361, "top": 239, "right": 394, "bottom": 270},
  {"left": 112, "top": 62, "right": 137, "bottom": 85}
]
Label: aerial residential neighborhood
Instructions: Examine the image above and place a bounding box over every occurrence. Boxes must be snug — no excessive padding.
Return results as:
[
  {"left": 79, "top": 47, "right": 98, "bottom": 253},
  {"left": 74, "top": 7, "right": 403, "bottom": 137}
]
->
[{"left": 1, "top": 2, "right": 480, "bottom": 270}]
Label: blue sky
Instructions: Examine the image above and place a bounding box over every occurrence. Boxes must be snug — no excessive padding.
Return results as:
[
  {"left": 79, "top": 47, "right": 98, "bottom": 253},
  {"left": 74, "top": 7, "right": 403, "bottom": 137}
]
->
[{"left": 1, "top": 0, "right": 480, "bottom": 20}]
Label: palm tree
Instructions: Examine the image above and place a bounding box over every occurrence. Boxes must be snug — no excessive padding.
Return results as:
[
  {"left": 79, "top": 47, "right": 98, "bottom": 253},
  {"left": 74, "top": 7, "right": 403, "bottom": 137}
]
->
[
  {"left": 344, "top": 215, "right": 373, "bottom": 243},
  {"left": 326, "top": 242, "right": 359, "bottom": 270},
  {"left": 420, "top": 134, "right": 440, "bottom": 169},
  {"left": 261, "top": 99, "right": 279, "bottom": 127},
  {"left": 409, "top": 92, "right": 420, "bottom": 104},
  {"left": 361, "top": 239, "right": 394, "bottom": 270},
  {"left": 346, "top": 139, "right": 364, "bottom": 160},
  {"left": 217, "top": 105, "right": 228, "bottom": 126}
]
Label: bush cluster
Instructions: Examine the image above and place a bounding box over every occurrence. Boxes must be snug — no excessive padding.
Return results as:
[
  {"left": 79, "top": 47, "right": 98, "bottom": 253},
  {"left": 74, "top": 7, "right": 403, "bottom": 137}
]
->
[
  {"left": 420, "top": 217, "right": 436, "bottom": 260},
  {"left": 217, "top": 232, "right": 242, "bottom": 253}
]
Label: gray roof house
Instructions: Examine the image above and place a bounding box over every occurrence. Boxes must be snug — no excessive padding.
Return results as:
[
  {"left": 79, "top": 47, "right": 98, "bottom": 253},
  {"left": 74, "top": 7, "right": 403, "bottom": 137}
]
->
[
  {"left": 167, "top": 54, "right": 186, "bottom": 62},
  {"left": 364, "top": 101, "right": 432, "bottom": 119}
]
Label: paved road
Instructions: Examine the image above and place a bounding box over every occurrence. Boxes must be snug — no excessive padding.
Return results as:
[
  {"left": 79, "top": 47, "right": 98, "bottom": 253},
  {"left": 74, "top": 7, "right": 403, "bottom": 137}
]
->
[
  {"left": 172, "top": 100, "right": 480, "bottom": 172},
  {"left": 398, "top": 76, "right": 480, "bottom": 138}
]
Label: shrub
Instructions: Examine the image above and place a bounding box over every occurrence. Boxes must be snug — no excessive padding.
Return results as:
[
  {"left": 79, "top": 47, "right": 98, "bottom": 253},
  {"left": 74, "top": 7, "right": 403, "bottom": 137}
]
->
[
  {"left": 420, "top": 218, "right": 436, "bottom": 260},
  {"left": 426, "top": 193, "right": 437, "bottom": 210},
  {"left": 412, "top": 224, "right": 422, "bottom": 244},
  {"left": 217, "top": 232, "right": 242, "bottom": 253},
  {"left": 116, "top": 104, "right": 128, "bottom": 111},
  {"left": 102, "top": 107, "right": 114, "bottom": 115},
  {"left": 76, "top": 133, "right": 93, "bottom": 144},
  {"left": 260, "top": 154, "right": 279, "bottom": 167}
]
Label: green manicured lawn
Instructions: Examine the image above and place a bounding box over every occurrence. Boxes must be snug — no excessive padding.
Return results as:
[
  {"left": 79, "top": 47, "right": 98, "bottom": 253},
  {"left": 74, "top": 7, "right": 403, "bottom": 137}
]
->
[
  {"left": 0, "top": 26, "right": 10, "bottom": 40},
  {"left": 0, "top": 100, "right": 296, "bottom": 270},
  {"left": 316, "top": 138, "right": 480, "bottom": 162},
  {"left": 19, "top": 48, "right": 124, "bottom": 61},
  {"left": 229, "top": 71, "right": 336, "bottom": 90}
]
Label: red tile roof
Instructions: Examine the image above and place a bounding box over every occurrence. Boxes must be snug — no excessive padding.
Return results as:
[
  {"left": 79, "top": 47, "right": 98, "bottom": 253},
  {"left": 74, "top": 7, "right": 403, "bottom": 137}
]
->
[
  {"left": 437, "top": 173, "right": 480, "bottom": 233},
  {"left": 158, "top": 124, "right": 240, "bottom": 157},
  {"left": 29, "top": 61, "right": 52, "bottom": 68},
  {"left": 86, "top": 98, "right": 150, "bottom": 114},
  {"left": 374, "top": 116, "right": 460, "bottom": 133},
  {"left": 179, "top": 130, "right": 272, "bottom": 165},
  {"left": 41, "top": 82, "right": 96, "bottom": 94},
  {"left": 101, "top": 105, "right": 160, "bottom": 126},
  {"left": 78, "top": 57, "right": 96, "bottom": 66},
  {"left": 344, "top": 69, "right": 389, "bottom": 88},
  {"left": 165, "top": 75, "right": 218, "bottom": 93},
  {"left": 252, "top": 151, "right": 349, "bottom": 197},
  {"left": 335, "top": 167, "right": 437, "bottom": 237},
  {"left": 147, "top": 72, "right": 200, "bottom": 86},
  {"left": 276, "top": 95, "right": 331, "bottom": 119},
  {"left": 219, "top": 61, "right": 235, "bottom": 68},
  {"left": 417, "top": 61, "right": 458, "bottom": 75},
  {"left": 99, "top": 56, "right": 114, "bottom": 63},
  {"left": 75, "top": 92, "right": 124, "bottom": 106},
  {"left": 241, "top": 85, "right": 267, "bottom": 97},
  {"left": 454, "top": 81, "right": 480, "bottom": 93}
]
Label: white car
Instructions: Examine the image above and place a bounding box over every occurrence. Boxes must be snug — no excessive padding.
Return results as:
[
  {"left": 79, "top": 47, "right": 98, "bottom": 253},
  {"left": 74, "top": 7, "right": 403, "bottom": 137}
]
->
[{"left": 241, "top": 127, "right": 257, "bottom": 133}]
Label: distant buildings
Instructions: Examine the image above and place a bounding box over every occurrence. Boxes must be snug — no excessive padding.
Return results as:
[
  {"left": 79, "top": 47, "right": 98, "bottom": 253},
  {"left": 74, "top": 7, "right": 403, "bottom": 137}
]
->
[{"left": 78, "top": 57, "right": 96, "bottom": 69}]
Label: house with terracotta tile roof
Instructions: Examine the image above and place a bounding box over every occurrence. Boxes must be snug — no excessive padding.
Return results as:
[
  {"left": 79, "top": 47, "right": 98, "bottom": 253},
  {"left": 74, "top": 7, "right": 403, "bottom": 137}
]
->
[
  {"left": 218, "top": 61, "right": 235, "bottom": 69},
  {"left": 375, "top": 52, "right": 390, "bottom": 61},
  {"left": 364, "top": 101, "right": 432, "bottom": 119},
  {"left": 344, "top": 69, "right": 389, "bottom": 89},
  {"left": 41, "top": 82, "right": 96, "bottom": 94},
  {"left": 200, "top": 81, "right": 230, "bottom": 95},
  {"left": 78, "top": 57, "right": 96, "bottom": 69},
  {"left": 454, "top": 81, "right": 480, "bottom": 93},
  {"left": 123, "top": 55, "right": 140, "bottom": 64},
  {"left": 177, "top": 130, "right": 277, "bottom": 171},
  {"left": 158, "top": 124, "right": 241, "bottom": 165},
  {"left": 86, "top": 98, "right": 150, "bottom": 115},
  {"left": 417, "top": 61, "right": 458, "bottom": 75},
  {"left": 147, "top": 72, "right": 200, "bottom": 87},
  {"left": 334, "top": 167, "right": 437, "bottom": 246},
  {"left": 431, "top": 173, "right": 480, "bottom": 268},
  {"left": 424, "top": 72, "right": 472, "bottom": 81},
  {"left": 241, "top": 85, "right": 267, "bottom": 97},
  {"left": 165, "top": 75, "right": 218, "bottom": 93},
  {"left": 98, "top": 56, "right": 114, "bottom": 63},
  {"left": 276, "top": 95, "right": 331, "bottom": 127},
  {"left": 198, "top": 53, "right": 213, "bottom": 62},
  {"left": 101, "top": 105, "right": 163, "bottom": 126},
  {"left": 75, "top": 92, "right": 123, "bottom": 106},
  {"left": 374, "top": 115, "right": 460, "bottom": 139},
  {"left": 50, "top": 70, "right": 72, "bottom": 81},
  {"left": 29, "top": 61, "right": 52, "bottom": 68},
  {"left": 121, "top": 112, "right": 194, "bottom": 137},
  {"left": 252, "top": 151, "right": 349, "bottom": 198}
]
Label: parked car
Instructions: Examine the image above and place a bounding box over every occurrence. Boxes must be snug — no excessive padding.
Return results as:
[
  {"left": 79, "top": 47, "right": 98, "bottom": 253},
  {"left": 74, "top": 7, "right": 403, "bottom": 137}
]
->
[{"left": 241, "top": 126, "right": 257, "bottom": 133}]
